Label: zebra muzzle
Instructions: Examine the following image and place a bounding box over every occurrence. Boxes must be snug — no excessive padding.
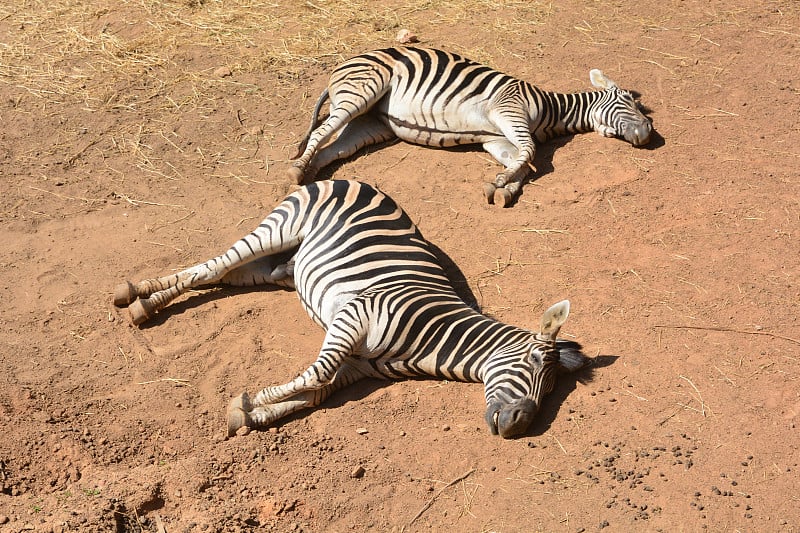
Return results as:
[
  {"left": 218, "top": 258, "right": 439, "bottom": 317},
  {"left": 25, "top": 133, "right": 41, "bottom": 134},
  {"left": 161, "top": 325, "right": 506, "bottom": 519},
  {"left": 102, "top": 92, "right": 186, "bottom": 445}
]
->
[{"left": 485, "top": 398, "right": 538, "bottom": 438}]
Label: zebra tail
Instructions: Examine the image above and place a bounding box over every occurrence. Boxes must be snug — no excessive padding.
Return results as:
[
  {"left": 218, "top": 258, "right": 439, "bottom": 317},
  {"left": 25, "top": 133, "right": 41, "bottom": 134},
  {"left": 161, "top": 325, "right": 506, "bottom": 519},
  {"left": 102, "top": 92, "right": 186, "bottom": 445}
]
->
[{"left": 291, "top": 88, "right": 330, "bottom": 159}]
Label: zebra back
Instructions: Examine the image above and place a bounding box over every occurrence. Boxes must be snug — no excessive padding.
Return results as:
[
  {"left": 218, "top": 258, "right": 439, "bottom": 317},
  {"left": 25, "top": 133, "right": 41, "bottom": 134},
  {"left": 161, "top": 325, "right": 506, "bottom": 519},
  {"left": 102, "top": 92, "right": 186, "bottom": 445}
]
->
[{"left": 275, "top": 180, "right": 453, "bottom": 329}]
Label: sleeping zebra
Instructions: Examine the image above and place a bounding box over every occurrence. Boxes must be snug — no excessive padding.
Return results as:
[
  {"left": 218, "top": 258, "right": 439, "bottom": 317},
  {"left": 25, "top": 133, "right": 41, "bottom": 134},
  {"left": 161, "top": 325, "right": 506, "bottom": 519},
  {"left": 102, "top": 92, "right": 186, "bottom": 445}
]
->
[
  {"left": 113, "top": 180, "right": 589, "bottom": 438},
  {"left": 288, "top": 47, "right": 653, "bottom": 207}
]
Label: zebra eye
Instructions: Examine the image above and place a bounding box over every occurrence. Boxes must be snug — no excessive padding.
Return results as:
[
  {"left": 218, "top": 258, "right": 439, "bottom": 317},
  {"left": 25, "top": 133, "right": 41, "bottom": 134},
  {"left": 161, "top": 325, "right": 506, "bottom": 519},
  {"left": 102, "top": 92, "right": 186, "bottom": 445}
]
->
[{"left": 528, "top": 350, "right": 543, "bottom": 365}]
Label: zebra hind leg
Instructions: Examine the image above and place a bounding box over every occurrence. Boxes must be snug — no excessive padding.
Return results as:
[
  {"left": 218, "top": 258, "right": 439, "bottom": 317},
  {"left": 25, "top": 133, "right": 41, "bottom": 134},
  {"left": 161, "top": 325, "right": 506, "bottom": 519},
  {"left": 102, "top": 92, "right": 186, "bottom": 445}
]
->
[
  {"left": 115, "top": 235, "right": 300, "bottom": 326},
  {"left": 307, "top": 114, "right": 397, "bottom": 175},
  {"left": 227, "top": 364, "right": 367, "bottom": 436},
  {"left": 218, "top": 253, "right": 296, "bottom": 289},
  {"left": 289, "top": 76, "right": 391, "bottom": 184},
  {"left": 287, "top": 106, "right": 369, "bottom": 184},
  {"left": 113, "top": 266, "right": 217, "bottom": 325},
  {"left": 115, "top": 255, "right": 295, "bottom": 325}
]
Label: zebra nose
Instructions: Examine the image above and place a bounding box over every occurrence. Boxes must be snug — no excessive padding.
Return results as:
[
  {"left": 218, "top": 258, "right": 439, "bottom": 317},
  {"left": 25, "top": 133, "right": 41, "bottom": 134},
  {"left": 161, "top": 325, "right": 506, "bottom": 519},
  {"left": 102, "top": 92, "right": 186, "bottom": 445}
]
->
[
  {"left": 632, "top": 122, "right": 652, "bottom": 146},
  {"left": 496, "top": 398, "right": 538, "bottom": 438}
]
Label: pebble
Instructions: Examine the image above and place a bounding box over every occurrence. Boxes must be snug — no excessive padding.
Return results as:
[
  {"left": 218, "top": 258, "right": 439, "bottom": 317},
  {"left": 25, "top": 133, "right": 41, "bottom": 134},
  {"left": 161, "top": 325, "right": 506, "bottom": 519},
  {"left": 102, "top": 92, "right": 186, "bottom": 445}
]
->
[
  {"left": 395, "top": 29, "right": 419, "bottom": 44},
  {"left": 355, "top": 428, "right": 368, "bottom": 435},
  {"left": 214, "top": 66, "right": 232, "bottom": 78},
  {"left": 351, "top": 466, "right": 366, "bottom": 479}
]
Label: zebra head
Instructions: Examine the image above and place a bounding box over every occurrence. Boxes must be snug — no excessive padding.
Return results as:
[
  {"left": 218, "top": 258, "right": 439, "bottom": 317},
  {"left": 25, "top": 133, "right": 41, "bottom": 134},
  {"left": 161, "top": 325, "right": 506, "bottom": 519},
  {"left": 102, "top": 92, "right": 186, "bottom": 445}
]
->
[
  {"left": 484, "top": 300, "right": 587, "bottom": 438},
  {"left": 588, "top": 69, "right": 652, "bottom": 147}
]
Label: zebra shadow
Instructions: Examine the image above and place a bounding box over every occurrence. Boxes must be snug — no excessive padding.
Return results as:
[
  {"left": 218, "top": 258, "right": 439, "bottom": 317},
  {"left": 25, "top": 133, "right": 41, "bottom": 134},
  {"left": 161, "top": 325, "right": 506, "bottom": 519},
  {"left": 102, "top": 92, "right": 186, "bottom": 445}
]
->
[
  {"left": 133, "top": 284, "right": 296, "bottom": 330},
  {"left": 312, "top": 136, "right": 573, "bottom": 191},
  {"left": 523, "top": 354, "right": 619, "bottom": 438}
]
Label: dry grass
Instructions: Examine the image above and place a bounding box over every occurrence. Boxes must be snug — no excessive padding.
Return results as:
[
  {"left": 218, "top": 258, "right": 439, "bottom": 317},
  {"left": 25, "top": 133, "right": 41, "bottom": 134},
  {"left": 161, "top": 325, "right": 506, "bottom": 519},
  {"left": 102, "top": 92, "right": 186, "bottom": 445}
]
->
[
  {"left": 0, "top": 0, "right": 558, "bottom": 203},
  {"left": 0, "top": 0, "right": 554, "bottom": 110}
]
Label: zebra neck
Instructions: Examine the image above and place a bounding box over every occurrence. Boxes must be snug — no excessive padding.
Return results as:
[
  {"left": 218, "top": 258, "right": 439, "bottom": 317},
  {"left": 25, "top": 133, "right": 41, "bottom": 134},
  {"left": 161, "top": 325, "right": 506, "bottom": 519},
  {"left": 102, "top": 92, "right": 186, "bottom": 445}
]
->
[
  {"left": 531, "top": 87, "right": 605, "bottom": 142},
  {"left": 446, "top": 314, "right": 532, "bottom": 383},
  {"left": 397, "top": 304, "right": 532, "bottom": 384}
]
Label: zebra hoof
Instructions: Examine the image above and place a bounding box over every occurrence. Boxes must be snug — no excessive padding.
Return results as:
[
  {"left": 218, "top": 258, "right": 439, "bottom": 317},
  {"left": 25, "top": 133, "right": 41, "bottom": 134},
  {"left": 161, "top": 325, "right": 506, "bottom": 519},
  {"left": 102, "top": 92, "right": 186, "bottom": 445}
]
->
[
  {"left": 227, "top": 392, "right": 253, "bottom": 437},
  {"left": 128, "top": 298, "right": 156, "bottom": 325},
  {"left": 494, "top": 188, "right": 514, "bottom": 208},
  {"left": 286, "top": 165, "right": 305, "bottom": 185},
  {"left": 482, "top": 182, "right": 497, "bottom": 204},
  {"left": 113, "top": 281, "right": 137, "bottom": 306}
]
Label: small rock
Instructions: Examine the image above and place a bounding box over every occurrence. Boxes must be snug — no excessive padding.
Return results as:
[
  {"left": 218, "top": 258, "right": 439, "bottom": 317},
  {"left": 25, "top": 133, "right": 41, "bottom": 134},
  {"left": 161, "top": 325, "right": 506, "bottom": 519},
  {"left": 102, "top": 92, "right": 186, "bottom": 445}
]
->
[
  {"left": 236, "top": 426, "right": 251, "bottom": 437},
  {"left": 356, "top": 427, "right": 368, "bottom": 435},
  {"left": 0, "top": 515, "right": 8, "bottom": 525},
  {"left": 214, "top": 66, "right": 232, "bottom": 78},
  {"left": 351, "top": 466, "right": 366, "bottom": 478},
  {"left": 395, "top": 29, "right": 419, "bottom": 44}
]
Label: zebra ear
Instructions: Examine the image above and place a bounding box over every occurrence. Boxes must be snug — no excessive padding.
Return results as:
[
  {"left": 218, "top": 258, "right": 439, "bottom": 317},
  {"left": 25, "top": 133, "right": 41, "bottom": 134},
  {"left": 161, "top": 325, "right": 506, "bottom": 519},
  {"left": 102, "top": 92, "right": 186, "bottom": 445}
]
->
[
  {"left": 590, "top": 69, "right": 618, "bottom": 90},
  {"left": 539, "top": 300, "right": 570, "bottom": 340}
]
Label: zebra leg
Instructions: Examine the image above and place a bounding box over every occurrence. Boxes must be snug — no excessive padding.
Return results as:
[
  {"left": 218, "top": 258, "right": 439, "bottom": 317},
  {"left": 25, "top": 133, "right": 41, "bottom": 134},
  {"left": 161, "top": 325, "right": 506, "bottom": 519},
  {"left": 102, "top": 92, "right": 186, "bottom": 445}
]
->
[
  {"left": 218, "top": 255, "right": 296, "bottom": 289},
  {"left": 288, "top": 89, "right": 390, "bottom": 184},
  {"left": 481, "top": 138, "right": 535, "bottom": 207},
  {"left": 305, "top": 115, "right": 396, "bottom": 175},
  {"left": 227, "top": 298, "right": 370, "bottom": 434},
  {"left": 114, "top": 256, "right": 294, "bottom": 323},
  {"left": 114, "top": 204, "right": 306, "bottom": 324},
  {"left": 113, "top": 265, "right": 230, "bottom": 324},
  {"left": 248, "top": 324, "right": 362, "bottom": 405},
  {"left": 227, "top": 363, "right": 367, "bottom": 436}
]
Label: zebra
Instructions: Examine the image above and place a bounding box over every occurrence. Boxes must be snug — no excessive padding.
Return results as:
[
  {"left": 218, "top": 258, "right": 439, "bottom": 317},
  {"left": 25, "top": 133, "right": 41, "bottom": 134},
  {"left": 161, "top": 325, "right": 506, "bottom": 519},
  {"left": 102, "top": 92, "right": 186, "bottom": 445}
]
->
[
  {"left": 113, "top": 180, "right": 589, "bottom": 438},
  {"left": 287, "top": 46, "right": 652, "bottom": 207}
]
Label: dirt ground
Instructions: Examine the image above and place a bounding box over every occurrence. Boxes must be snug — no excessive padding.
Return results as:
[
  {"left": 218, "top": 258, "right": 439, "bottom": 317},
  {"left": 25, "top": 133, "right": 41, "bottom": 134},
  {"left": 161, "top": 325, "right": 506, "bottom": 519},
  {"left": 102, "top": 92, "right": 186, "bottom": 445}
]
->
[{"left": 1, "top": 0, "right": 799, "bottom": 531}]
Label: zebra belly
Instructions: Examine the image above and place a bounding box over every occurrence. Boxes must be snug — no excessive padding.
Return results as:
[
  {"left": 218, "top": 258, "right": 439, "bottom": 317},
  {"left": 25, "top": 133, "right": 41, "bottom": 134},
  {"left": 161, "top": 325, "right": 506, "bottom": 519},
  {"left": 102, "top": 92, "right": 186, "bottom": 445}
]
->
[
  {"left": 295, "top": 278, "right": 367, "bottom": 330},
  {"left": 379, "top": 100, "right": 503, "bottom": 147}
]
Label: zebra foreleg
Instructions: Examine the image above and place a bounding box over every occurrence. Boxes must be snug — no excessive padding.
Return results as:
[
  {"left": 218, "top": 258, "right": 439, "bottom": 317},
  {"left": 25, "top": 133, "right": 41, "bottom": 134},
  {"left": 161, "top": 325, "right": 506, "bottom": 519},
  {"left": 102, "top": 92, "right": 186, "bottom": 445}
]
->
[
  {"left": 227, "top": 363, "right": 367, "bottom": 436},
  {"left": 481, "top": 138, "right": 536, "bottom": 207}
]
